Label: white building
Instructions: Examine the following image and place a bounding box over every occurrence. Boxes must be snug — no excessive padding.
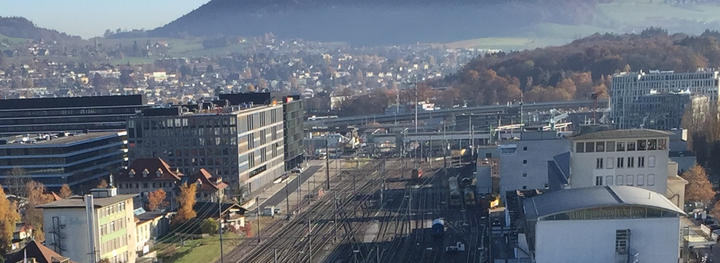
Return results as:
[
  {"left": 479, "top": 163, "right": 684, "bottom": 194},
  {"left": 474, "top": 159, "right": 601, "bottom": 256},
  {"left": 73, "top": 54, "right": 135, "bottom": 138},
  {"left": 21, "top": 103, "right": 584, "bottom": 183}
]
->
[
  {"left": 568, "top": 129, "right": 670, "bottom": 194},
  {"left": 38, "top": 188, "right": 137, "bottom": 263},
  {"left": 522, "top": 185, "right": 684, "bottom": 263},
  {"left": 499, "top": 131, "right": 569, "bottom": 201},
  {"left": 611, "top": 69, "right": 720, "bottom": 128}
]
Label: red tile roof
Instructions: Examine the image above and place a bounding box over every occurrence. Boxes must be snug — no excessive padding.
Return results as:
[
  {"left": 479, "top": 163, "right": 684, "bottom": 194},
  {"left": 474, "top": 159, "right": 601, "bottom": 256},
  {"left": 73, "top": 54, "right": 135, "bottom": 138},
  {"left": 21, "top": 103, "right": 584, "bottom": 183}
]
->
[
  {"left": 191, "top": 169, "right": 229, "bottom": 191},
  {"left": 5, "top": 240, "right": 78, "bottom": 263},
  {"left": 118, "top": 157, "right": 183, "bottom": 182}
]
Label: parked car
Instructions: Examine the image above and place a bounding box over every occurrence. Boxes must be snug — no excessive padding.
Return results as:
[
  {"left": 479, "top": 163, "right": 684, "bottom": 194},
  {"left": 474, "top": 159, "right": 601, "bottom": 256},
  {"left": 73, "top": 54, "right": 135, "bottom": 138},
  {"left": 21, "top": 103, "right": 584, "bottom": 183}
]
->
[{"left": 292, "top": 167, "right": 304, "bottom": 173}]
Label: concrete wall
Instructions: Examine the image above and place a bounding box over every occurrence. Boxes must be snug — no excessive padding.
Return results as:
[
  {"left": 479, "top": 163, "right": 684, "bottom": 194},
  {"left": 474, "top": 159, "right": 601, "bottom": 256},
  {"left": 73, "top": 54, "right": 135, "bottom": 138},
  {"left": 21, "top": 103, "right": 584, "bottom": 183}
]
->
[
  {"left": 476, "top": 166, "right": 492, "bottom": 194},
  {"left": 43, "top": 207, "right": 90, "bottom": 263},
  {"left": 535, "top": 217, "right": 680, "bottom": 263},
  {"left": 499, "top": 138, "right": 569, "bottom": 201}
]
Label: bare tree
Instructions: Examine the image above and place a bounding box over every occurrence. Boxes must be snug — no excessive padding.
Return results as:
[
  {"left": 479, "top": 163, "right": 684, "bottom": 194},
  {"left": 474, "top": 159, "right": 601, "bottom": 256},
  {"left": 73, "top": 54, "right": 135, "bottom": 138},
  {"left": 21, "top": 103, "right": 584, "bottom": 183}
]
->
[{"left": 5, "top": 167, "right": 29, "bottom": 197}]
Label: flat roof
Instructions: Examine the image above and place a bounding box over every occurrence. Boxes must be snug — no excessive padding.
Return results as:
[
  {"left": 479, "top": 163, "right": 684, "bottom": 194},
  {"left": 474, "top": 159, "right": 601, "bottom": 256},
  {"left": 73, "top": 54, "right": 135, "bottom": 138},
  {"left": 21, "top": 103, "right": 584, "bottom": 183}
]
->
[
  {"left": 0, "top": 94, "right": 145, "bottom": 110},
  {"left": 523, "top": 186, "right": 684, "bottom": 220},
  {"left": 570, "top": 129, "right": 672, "bottom": 141},
  {"left": 0, "top": 132, "right": 123, "bottom": 147},
  {"left": 37, "top": 194, "right": 137, "bottom": 209}
]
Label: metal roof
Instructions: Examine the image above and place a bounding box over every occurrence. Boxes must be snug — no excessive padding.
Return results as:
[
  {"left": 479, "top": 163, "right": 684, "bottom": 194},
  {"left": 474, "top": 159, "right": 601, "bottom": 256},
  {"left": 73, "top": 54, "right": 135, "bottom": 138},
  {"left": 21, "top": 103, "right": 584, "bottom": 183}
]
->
[
  {"left": 37, "top": 194, "right": 137, "bottom": 209},
  {"left": 523, "top": 186, "right": 684, "bottom": 220},
  {"left": 570, "top": 129, "right": 672, "bottom": 141}
]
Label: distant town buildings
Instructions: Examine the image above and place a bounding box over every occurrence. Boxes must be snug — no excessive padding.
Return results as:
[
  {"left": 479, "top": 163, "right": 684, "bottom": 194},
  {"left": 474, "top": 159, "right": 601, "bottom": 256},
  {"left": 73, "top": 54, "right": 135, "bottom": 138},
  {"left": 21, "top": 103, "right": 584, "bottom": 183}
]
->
[
  {"left": 611, "top": 69, "right": 720, "bottom": 129},
  {"left": 0, "top": 131, "right": 128, "bottom": 188}
]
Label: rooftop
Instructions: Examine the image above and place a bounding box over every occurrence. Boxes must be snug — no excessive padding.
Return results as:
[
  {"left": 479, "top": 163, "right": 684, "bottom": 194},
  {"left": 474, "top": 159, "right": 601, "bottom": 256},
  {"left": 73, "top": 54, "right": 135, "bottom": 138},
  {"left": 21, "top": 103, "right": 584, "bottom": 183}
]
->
[
  {"left": 570, "top": 129, "right": 672, "bottom": 141},
  {"left": 118, "top": 157, "right": 183, "bottom": 182},
  {"left": 523, "top": 185, "right": 684, "bottom": 220},
  {"left": 0, "top": 131, "right": 123, "bottom": 147},
  {"left": 37, "top": 193, "right": 136, "bottom": 209}
]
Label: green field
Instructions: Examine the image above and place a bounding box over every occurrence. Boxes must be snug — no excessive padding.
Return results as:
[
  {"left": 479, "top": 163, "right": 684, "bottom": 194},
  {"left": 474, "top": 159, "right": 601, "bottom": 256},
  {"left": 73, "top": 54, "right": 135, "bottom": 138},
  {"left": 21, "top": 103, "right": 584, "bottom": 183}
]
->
[{"left": 158, "top": 232, "right": 241, "bottom": 263}]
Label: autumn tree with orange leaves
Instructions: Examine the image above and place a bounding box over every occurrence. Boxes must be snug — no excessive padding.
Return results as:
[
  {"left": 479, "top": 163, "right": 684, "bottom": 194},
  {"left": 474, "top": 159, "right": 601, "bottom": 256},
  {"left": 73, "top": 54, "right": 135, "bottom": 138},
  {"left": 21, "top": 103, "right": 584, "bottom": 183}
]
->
[
  {"left": 174, "top": 183, "right": 197, "bottom": 226},
  {"left": 24, "top": 181, "right": 54, "bottom": 241},
  {"left": 0, "top": 185, "right": 20, "bottom": 253},
  {"left": 59, "top": 184, "right": 72, "bottom": 199},
  {"left": 147, "top": 189, "right": 167, "bottom": 212},
  {"left": 682, "top": 164, "right": 716, "bottom": 206}
]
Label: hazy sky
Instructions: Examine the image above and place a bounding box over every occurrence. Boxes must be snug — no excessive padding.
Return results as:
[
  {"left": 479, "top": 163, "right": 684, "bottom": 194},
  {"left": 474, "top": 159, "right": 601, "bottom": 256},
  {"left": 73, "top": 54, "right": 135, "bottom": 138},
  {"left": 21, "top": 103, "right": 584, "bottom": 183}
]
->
[{"left": 0, "top": 0, "right": 210, "bottom": 39}]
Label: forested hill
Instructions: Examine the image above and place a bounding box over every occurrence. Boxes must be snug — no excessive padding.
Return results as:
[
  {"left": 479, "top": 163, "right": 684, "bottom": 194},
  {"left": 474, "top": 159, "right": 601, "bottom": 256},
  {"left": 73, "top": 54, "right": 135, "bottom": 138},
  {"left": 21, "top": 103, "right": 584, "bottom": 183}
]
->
[
  {"left": 0, "top": 17, "right": 80, "bottom": 42},
  {"left": 149, "top": 0, "right": 603, "bottom": 45},
  {"left": 437, "top": 28, "right": 720, "bottom": 107}
]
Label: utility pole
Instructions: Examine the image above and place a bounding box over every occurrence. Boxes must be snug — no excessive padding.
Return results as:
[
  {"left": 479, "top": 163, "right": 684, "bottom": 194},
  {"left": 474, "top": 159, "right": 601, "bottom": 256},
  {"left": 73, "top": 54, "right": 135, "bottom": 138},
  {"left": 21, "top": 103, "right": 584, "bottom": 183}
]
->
[
  {"left": 285, "top": 179, "right": 290, "bottom": 220},
  {"left": 218, "top": 192, "right": 224, "bottom": 263},
  {"left": 274, "top": 248, "right": 278, "bottom": 263},
  {"left": 326, "top": 138, "right": 331, "bottom": 190},
  {"left": 297, "top": 172, "right": 302, "bottom": 212},
  {"left": 334, "top": 191, "right": 338, "bottom": 243},
  {"left": 380, "top": 158, "right": 385, "bottom": 205},
  {"left": 256, "top": 196, "right": 261, "bottom": 243},
  {"left": 308, "top": 218, "right": 313, "bottom": 263}
]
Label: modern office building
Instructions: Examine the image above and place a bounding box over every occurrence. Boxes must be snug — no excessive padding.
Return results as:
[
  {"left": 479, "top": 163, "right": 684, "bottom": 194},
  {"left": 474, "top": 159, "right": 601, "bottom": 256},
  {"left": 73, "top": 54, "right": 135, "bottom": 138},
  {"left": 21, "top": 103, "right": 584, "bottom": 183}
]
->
[
  {"left": 521, "top": 186, "right": 683, "bottom": 263},
  {"left": 39, "top": 188, "right": 137, "bottom": 263},
  {"left": 219, "top": 93, "right": 305, "bottom": 171},
  {"left": 0, "top": 131, "right": 128, "bottom": 189},
  {"left": 622, "top": 91, "right": 690, "bottom": 130},
  {"left": 498, "top": 130, "right": 570, "bottom": 201},
  {"left": 611, "top": 69, "right": 720, "bottom": 129},
  {"left": 127, "top": 101, "right": 285, "bottom": 194},
  {"left": 0, "top": 94, "right": 148, "bottom": 135}
]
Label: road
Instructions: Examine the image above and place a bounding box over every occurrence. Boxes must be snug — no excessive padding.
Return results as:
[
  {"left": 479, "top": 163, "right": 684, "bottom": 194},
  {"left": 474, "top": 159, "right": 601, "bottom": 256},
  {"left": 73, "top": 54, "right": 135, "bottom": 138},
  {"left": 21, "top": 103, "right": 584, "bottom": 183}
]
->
[{"left": 260, "top": 165, "right": 322, "bottom": 208}]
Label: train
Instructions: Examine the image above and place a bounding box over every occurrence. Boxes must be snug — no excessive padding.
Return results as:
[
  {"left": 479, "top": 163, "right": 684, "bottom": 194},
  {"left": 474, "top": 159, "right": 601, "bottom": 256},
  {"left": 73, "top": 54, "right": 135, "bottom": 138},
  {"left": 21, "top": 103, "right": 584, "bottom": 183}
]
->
[
  {"left": 449, "top": 176, "right": 461, "bottom": 207},
  {"left": 411, "top": 168, "right": 423, "bottom": 180},
  {"left": 463, "top": 187, "right": 476, "bottom": 206},
  {"left": 432, "top": 218, "right": 445, "bottom": 238}
]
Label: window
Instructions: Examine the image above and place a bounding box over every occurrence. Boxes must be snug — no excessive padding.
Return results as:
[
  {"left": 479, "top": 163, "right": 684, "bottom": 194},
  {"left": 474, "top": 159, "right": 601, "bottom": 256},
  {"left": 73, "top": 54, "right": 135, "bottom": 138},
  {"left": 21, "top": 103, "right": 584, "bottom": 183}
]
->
[
  {"left": 606, "top": 175, "right": 614, "bottom": 185},
  {"left": 626, "top": 175, "right": 634, "bottom": 186},
  {"left": 647, "top": 139, "right": 657, "bottom": 150},
  {"left": 606, "top": 141, "right": 616, "bottom": 152},
  {"left": 523, "top": 146, "right": 527, "bottom": 151},
  {"left": 522, "top": 186, "right": 527, "bottom": 189},
  {"left": 576, "top": 142, "right": 585, "bottom": 153},
  {"left": 606, "top": 158, "right": 614, "bottom": 169},
  {"left": 647, "top": 174, "right": 655, "bottom": 186},
  {"left": 617, "top": 157, "right": 624, "bottom": 168},
  {"left": 627, "top": 142, "right": 636, "bottom": 151},
  {"left": 522, "top": 173, "right": 527, "bottom": 177},
  {"left": 638, "top": 157, "right": 645, "bottom": 168},
  {"left": 586, "top": 142, "right": 595, "bottom": 152},
  {"left": 637, "top": 174, "right": 644, "bottom": 186},
  {"left": 616, "top": 175, "right": 624, "bottom": 185},
  {"left": 616, "top": 142, "right": 625, "bottom": 152},
  {"left": 523, "top": 160, "right": 527, "bottom": 164},
  {"left": 658, "top": 139, "right": 667, "bottom": 150},
  {"left": 627, "top": 157, "right": 634, "bottom": 168},
  {"left": 595, "top": 176, "right": 603, "bottom": 186},
  {"left": 637, "top": 140, "right": 647, "bottom": 151},
  {"left": 648, "top": 156, "right": 656, "bottom": 168},
  {"left": 596, "top": 158, "right": 604, "bottom": 169},
  {"left": 616, "top": 230, "right": 629, "bottom": 253},
  {"left": 596, "top": 142, "right": 605, "bottom": 152}
]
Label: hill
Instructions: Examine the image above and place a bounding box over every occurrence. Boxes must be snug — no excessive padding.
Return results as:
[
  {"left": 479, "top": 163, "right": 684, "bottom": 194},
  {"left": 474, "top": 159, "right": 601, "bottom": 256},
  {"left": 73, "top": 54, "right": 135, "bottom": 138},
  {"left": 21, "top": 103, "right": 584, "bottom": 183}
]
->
[
  {"left": 149, "top": 0, "right": 602, "bottom": 45},
  {"left": 0, "top": 16, "right": 81, "bottom": 42}
]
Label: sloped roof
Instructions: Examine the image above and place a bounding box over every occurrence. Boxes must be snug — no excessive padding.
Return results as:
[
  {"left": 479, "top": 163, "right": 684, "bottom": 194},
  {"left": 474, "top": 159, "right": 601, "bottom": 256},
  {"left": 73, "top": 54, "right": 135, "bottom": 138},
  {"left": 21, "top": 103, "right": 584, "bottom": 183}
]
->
[
  {"left": 4, "top": 240, "right": 78, "bottom": 263},
  {"left": 118, "top": 157, "right": 182, "bottom": 182},
  {"left": 570, "top": 129, "right": 672, "bottom": 141},
  {"left": 523, "top": 185, "right": 685, "bottom": 220},
  {"left": 190, "top": 169, "right": 228, "bottom": 191}
]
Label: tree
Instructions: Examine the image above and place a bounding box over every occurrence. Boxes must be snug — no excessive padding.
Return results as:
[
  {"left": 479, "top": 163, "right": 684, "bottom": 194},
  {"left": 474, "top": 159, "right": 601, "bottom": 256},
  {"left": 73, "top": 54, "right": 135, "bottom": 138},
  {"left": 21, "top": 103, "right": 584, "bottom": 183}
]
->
[
  {"left": 682, "top": 164, "right": 716, "bottom": 205},
  {"left": 711, "top": 201, "right": 720, "bottom": 220},
  {"left": 92, "top": 73, "right": 104, "bottom": 88},
  {"left": 5, "top": 167, "right": 29, "bottom": 197},
  {"left": 97, "top": 179, "right": 108, "bottom": 188},
  {"left": 23, "top": 181, "right": 53, "bottom": 241},
  {"left": 0, "top": 186, "right": 20, "bottom": 253},
  {"left": 59, "top": 184, "right": 72, "bottom": 199},
  {"left": 200, "top": 218, "right": 219, "bottom": 234},
  {"left": 98, "top": 258, "right": 111, "bottom": 263},
  {"left": 206, "top": 65, "right": 214, "bottom": 73},
  {"left": 175, "top": 183, "right": 197, "bottom": 225},
  {"left": 147, "top": 189, "right": 166, "bottom": 212},
  {"left": 246, "top": 84, "right": 256, "bottom": 92}
]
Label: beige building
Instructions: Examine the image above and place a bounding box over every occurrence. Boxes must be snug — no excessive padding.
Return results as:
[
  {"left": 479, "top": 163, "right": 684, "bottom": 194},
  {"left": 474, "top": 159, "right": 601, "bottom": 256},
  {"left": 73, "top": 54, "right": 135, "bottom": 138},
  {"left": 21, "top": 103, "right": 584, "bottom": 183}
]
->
[{"left": 39, "top": 188, "right": 137, "bottom": 263}]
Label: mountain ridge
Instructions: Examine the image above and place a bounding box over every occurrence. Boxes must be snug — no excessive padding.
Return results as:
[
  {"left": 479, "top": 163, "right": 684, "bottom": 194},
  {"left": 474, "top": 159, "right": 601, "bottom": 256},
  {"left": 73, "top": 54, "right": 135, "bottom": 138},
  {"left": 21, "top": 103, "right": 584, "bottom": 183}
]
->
[{"left": 0, "top": 16, "right": 80, "bottom": 42}]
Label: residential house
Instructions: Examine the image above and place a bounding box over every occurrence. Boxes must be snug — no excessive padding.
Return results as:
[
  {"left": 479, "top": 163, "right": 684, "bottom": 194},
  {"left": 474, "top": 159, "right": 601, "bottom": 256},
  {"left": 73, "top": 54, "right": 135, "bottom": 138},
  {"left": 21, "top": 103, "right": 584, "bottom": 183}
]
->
[
  {"left": 117, "top": 157, "right": 182, "bottom": 205},
  {"left": 187, "top": 169, "right": 228, "bottom": 202},
  {"left": 193, "top": 202, "right": 245, "bottom": 231},
  {"left": 134, "top": 209, "right": 171, "bottom": 257},
  {"left": 4, "top": 240, "right": 77, "bottom": 263}
]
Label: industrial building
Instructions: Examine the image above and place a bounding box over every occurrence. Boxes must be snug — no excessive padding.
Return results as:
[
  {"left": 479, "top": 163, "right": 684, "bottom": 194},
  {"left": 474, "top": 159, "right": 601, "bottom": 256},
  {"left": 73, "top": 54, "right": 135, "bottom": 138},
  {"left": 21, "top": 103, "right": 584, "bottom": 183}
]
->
[
  {"left": 127, "top": 99, "right": 285, "bottom": 195},
  {"left": 39, "top": 188, "right": 137, "bottom": 263},
  {"left": 0, "top": 131, "right": 128, "bottom": 189},
  {"left": 0, "top": 94, "right": 148, "bottom": 135},
  {"left": 611, "top": 69, "right": 719, "bottom": 129},
  {"left": 520, "top": 186, "right": 684, "bottom": 263}
]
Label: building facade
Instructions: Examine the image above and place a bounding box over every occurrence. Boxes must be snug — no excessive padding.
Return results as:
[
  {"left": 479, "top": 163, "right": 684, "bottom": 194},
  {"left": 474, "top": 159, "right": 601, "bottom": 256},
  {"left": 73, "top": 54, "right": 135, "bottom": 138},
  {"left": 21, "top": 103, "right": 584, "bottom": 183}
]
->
[
  {"left": 127, "top": 102, "right": 285, "bottom": 194},
  {"left": 498, "top": 131, "right": 570, "bottom": 201},
  {"left": 522, "top": 186, "right": 683, "bottom": 263},
  {"left": 569, "top": 129, "right": 671, "bottom": 194},
  {"left": 0, "top": 131, "right": 128, "bottom": 189},
  {"left": 622, "top": 92, "right": 690, "bottom": 130},
  {"left": 0, "top": 94, "right": 148, "bottom": 135},
  {"left": 611, "top": 69, "right": 719, "bottom": 129},
  {"left": 39, "top": 188, "right": 137, "bottom": 263},
  {"left": 116, "top": 157, "right": 182, "bottom": 207}
]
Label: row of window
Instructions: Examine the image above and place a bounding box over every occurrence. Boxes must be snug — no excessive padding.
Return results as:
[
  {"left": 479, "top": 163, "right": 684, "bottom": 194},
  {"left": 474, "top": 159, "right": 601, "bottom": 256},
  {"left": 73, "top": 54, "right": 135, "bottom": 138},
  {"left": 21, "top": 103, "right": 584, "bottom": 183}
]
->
[
  {"left": 595, "top": 174, "right": 656, "bottom": 187},
  {"left": 99, "top": 201, "right": 128, "bottom": 219},
  {"left": 101, "top": 235, "right": 128, "bottom": 256},
  {"left": 118, "top": 181, "right": 174, "bottom": 189},
  {"left": 575, "top": 139, "right": 667, "bottom": 153},
  {"left": 100, "top": 218, "right": 125, "bottom": 236},
  {"left": 596, "top": 156, "right": 656, "bottom": 169}
]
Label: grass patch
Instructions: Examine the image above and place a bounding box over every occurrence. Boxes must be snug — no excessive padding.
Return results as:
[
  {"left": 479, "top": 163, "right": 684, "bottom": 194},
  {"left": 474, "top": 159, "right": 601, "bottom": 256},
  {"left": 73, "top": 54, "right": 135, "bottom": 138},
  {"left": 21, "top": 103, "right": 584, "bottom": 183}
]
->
[
  {"left": 106, "top": 56, "right": 158, "bottom": 66},
  {"left": 158, "top": 232, "right": 241, "bottom": 263},
  {"left": 174, "top": 43, "right": 251, "bottom": 57},
  {"left": 0, "top": 33, "right": 27, "bottom": 47}
]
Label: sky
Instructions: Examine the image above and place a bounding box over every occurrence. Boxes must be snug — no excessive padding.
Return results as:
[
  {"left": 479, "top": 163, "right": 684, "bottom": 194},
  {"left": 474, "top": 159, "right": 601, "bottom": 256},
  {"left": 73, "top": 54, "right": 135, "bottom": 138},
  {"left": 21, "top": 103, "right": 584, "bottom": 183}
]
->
[{"left": 0, "top": 0, "right": 210, "bottom": 39}]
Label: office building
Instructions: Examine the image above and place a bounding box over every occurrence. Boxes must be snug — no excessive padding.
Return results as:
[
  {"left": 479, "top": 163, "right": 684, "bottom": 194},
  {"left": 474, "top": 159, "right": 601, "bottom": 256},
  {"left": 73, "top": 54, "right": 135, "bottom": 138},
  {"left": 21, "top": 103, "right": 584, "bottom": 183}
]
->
[
  {"left": 611, "top": 69, "right": 720, "bottom": 129},
  {"left": 622, "top": 92, "right": 690, "bottom": 130},
  {"left": 498, "top": 131, "right": 570, "bottom": 201},
  {"left": 0, "top": 95, "right": 148, "bottom": 135},
  {"left": 0, "top": 131, "right": 128, "bottom": 189},
  {"left": 521, "top": 186, "right": 683, "bottom": 263},
  {"left": 127, "top": 100, "right": 285, "bottom": 194},
  {"left": 219, "top": 93, "right": 305, "bottom": 171},
  {"left": 39, "top": 188, "right": 137, "bottom": 263}
]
